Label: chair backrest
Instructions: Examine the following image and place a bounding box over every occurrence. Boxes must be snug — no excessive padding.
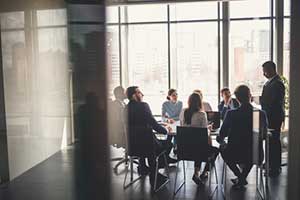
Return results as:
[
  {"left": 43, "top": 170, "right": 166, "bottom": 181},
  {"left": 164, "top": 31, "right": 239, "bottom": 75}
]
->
[
  {"left": 176, "top": 126, "right": 209, "bottom": 161},
  {"left": 126, "top": 125, "right": 155, "bottom": 157}
]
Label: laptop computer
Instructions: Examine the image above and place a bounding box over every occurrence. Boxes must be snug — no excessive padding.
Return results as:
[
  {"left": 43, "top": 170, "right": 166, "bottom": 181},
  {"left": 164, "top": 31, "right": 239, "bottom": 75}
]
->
[{"left": 206, "top": 111, "right": 221, "bottom": 130}]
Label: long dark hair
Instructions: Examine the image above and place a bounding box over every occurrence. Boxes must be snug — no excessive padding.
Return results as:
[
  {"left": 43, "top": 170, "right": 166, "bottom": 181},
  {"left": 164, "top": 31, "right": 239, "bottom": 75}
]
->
[{"left": 184, "top": 93, "right": 202, "bottom": 125}]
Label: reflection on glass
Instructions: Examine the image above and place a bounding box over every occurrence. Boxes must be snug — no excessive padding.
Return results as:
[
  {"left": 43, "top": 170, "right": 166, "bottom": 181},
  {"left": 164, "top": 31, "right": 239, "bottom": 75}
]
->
[
  {"left": 230, "top": 0, "right": 270, "bottom": 18},
  {"left": 37, "top": 9, "right": 67, "bottom": 26},
  {"left": 122, "top": 4, "right": 167, "bottom": 23},
  {"left": 68, "top": 4, "right": 104, "bottom": 22},
  {"left": 124, "top": 24, "right": 168, "bottom": 114},
  {"left": 0, "top": 11, "right": 24, "bottom": 29},
  {"left": 1, "top": 9, "right": 70, "bottom": 180},
  {"left": 106, "top": 25, "right": 120, "bottom": 97},
  {"left": 171, "top": 23, "right": 218, "bottom": 110},
  {"left": 283, "top": 19, "right": 290, "bottom": 81},
  {"left": 229, "top": 20, "right": 270, "bottom": 96},
  {"left": 170, "top": 2, "right": 218, "bottom": 21}
]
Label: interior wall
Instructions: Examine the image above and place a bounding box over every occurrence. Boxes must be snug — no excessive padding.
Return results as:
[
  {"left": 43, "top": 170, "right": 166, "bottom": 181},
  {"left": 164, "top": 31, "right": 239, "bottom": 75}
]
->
[{"left": 0, "top": 0, "right": 72, "bottom": 180}]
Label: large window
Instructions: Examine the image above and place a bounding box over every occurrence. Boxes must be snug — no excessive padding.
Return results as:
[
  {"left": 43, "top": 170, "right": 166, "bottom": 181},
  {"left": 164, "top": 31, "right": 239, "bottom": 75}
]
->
[
  {"left": 171, "top": 23, "right": 218, "bottom": 109},
  {"left": 125, "top": 24, "right": 168, "bottom": 113},
  {"left": 229, "top": 20, "right": 270, "bottom": 96},
  {"left": 105, "top": 0, "right": 289, "bottom": 114}
]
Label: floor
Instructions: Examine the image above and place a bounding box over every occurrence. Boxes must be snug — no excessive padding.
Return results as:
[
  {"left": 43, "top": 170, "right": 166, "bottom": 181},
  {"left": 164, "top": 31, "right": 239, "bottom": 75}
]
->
[{"left": 0, "top": 145, "right": 287, "bottom": 200}]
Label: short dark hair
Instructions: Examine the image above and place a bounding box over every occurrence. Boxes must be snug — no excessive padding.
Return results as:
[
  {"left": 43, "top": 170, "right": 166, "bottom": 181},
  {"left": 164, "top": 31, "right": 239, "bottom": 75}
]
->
[
  {"left": 126, "top": 86, "right": 138, "bottom": 100},
  {"left": 220, "top": 87, "right": 230, "bottom": 94},
  {"left": 262, "top": 61, "right": 276, "bottom": 72},
  {"left": 234, "top": 85, "right": 250, "bottom": 104}
]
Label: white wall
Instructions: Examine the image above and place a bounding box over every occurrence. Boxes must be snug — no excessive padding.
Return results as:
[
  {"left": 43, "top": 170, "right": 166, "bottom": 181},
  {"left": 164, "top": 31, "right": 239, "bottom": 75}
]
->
[{"left": 0, "top": 5, "right": 71, "bottom": 180}]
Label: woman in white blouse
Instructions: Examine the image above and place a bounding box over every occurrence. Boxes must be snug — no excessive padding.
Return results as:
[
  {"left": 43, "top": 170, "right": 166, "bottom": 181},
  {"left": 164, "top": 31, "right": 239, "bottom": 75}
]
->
[{"left": 179, "top": 93, "right": 219, "bottom": 185}]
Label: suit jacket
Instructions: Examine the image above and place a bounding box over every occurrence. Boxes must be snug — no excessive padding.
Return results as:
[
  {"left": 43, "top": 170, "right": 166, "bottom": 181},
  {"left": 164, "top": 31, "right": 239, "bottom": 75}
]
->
[
  {"left": 261, "top": 75, "right": 285, "bottom": 129},
  {"left": 126, "top": 100, "right": 167, "bottom": 156},
  {"left": 218, "top": 98, "right": 239, "bottom": 120},
  {"left": 218, "top": 103, "right": 267, "bottom": 163}
]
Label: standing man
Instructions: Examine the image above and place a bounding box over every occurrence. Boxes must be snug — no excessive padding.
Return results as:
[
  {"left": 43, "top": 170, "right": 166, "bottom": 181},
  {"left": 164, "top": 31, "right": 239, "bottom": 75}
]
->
[
  {"left": 218, "top": 87, "right": 239, "bottom": 120},
  {"left": 261, "top": 61, "right": 285, "bottom": 177}
]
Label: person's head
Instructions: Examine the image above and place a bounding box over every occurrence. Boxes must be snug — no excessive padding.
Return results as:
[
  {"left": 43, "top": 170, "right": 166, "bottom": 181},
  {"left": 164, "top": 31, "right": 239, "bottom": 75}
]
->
[
  {"left": 126, "top": 86, "right": 144, "bottom": 102},
  {"left": 184, "top": 93, "right": 203, "bottom": 125},
  {"left": 220, "top": 87, "right": 231, "bottom": 99},
  {"left": 262, "top": 61, "right": 277, "bottom": 79},
  {"left": 234, "top": 85, "right": 251, "bottom": 105},
  {"left": 193, "top": 89, "right": 203, "bottom": 100},
  {"left": 113, "top": 86, "right": 126, "bottom": 100},
  {"left": 167, "top": 89, "right": 178, "bottom": 102}
]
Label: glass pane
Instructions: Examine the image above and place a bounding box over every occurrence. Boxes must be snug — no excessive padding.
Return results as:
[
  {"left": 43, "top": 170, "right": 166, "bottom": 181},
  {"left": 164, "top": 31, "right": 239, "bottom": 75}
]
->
[
  {"left": 284, "top": 0, "right": 290, "bottom": 16},
  {"left": 0, "top": 12, "right": 24, "bottom": 29},
  {"left": 106, "top": 25, "right": 120, "bottom": 97},
  {"left": 283, "top": 18, "right": 290, "bottom": 81},
  {"left": 68, "top": 4, "right": 105, "bottom": 22},
  {"left": 106, "top": 6, "right": 119, "bottom": 23},
  {"left": 123, "top": 24, "right": 168, "bottom": 114},
  {"left": 230, "top": 0, "right": 270, "bottom": 18},
  {"left": 37, "top": 9, "right": 67, "bottom": 26},
  {"left": 122, "top": 4, "right": 167, "bottom": 23},
  {"left": 170, "top": 2, "right": 218, "bottom": 21},
  {"left": 229, "top": 20, "right": 270, "bottom": 96},
  {"left": 170, "top": 23, "right": 218, "bottom": 110}
]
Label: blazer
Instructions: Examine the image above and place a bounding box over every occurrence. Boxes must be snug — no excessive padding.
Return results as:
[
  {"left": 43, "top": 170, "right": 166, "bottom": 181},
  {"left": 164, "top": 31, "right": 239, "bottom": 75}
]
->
[
  {"left": 261, "top": 74, "right": 285, "bottom": 129},
  {"left": 126, "top": 100, "right": 167, "bottom": 156},
  {"left": 218, "top": 103, "right": 267, "bottom": 163},
  {"left": 218, "top": 98, "right": 239, "bottom": 120}
]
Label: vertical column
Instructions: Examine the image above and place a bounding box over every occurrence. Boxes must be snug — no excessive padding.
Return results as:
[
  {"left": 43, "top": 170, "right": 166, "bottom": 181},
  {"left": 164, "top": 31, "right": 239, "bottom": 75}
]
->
[
  {"left": 222, "top": 2, "right": 229, "bottom": 88},
  {"left": 288, "top": 0, "right": 300, "bottom": 199},
  {"left": 275, "top": 0, "right": 284, "bottom": 75},
  {"left": 0, "top": 25, "right": 10, "bottom": 183}
]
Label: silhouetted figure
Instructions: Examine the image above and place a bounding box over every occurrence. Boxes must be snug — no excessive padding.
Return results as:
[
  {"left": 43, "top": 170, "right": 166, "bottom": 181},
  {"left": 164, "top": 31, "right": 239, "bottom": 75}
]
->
[
  {"left": 108, "top": 86, "right": 127, "bottom": 148},
  {"left": 261, "top": 61, "right": 285, "bottom": 177},
  {"left": 217, "top": 85, "right": 267, "bottom": 190}
]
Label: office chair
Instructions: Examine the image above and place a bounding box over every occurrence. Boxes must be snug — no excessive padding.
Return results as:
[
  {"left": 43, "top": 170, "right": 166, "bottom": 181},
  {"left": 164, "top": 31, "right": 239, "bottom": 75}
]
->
[
  {"left": 123, "top": 126, "right": 170, "bottom": 193},
  {"left": 173, "top": 126, "right": 218, "bottom": 199}
]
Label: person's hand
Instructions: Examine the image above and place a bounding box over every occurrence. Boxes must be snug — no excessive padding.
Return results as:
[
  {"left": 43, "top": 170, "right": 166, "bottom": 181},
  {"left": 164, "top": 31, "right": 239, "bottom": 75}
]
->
[
  {"left": 160, "top": 122, "right": 168, "bottom": 126},
  {"left": 207, "top": 123, "right": 214, "bottom": 131},
  {"left": 167, "top": 118, "right": 175, "bottom": 124},
  {"left": 166, "top": 126, "right": 173, "bottom": 133}
]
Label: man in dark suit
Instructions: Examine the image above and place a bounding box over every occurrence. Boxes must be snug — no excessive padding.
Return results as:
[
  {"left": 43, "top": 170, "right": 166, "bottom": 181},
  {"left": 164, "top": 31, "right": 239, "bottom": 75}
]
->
[
  {"left": 261, "top": 61, "right": 285, "bottom": 177},
  {"left": 217, "top": 85, "right": 268, "bottom": 189},
  {"left": 218, "top": 87, "right": 239, "bottom": 120},
  {"left": 125, "top": 86, "right": 175, "bottom": 187}
]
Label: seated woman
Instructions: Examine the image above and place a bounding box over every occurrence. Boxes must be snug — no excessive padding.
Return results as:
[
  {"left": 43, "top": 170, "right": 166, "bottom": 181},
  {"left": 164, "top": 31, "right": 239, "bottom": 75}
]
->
[
  {"left": 162, "top": 89, "right": 183, "bottom": 123},
  {"left": 193, "top": 89, "right": 212, "bottom": 111},
  {"left": 179, "top": 93, "right": 219, "bottom": 185}
]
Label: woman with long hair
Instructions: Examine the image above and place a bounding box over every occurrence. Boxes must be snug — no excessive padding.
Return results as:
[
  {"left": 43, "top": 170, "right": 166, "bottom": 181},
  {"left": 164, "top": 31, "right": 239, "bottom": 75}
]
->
[{"left": 179, "top": 93, "right": 219, "bottom": 185}]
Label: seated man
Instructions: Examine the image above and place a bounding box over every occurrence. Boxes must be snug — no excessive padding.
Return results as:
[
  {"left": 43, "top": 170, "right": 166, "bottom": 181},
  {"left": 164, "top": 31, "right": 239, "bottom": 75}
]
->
[
  {"left": 125, "top": 86, "right": 176, "bottom": 188},
  {"left": 218, "top": 87, "right": 239, "bottom": 120},
  {"left": 217, "top": 85, "right": 267, "bottom": 190}
]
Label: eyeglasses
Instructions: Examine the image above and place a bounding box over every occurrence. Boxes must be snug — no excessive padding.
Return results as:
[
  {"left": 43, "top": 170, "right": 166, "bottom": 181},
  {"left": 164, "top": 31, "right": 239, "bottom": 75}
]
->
[{"left": 171, "top": 93, "right": 178, "bottom": 96}]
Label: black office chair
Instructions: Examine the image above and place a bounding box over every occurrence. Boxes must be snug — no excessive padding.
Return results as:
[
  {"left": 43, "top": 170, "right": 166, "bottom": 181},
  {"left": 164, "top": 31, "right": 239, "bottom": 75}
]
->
[
  {"left": 123, "top": 126, "right": 170, "bottom": 193},
  {"left": 173, "top": 126, "right": 218, "bottom": 199}
]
